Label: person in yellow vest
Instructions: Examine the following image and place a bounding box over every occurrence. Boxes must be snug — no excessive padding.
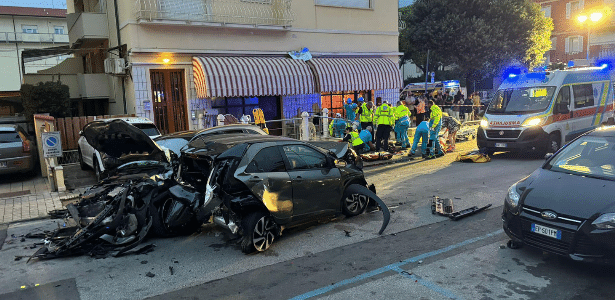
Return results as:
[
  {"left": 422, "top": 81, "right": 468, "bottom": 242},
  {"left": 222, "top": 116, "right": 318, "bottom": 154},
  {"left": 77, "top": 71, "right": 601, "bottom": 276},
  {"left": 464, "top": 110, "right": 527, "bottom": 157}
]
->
[
  {"left": 374, "top": 97, "right": 394, "bottom": 152},
  {"left": 427, "top": 100, "right": 445, "bottom": 158},
  {"left": 357, "top": 100, "right": 374, "bottom": 131},
  {"left": 341, "top": 126, "right": 369, "bottom": 154},
  {"left": 394, "top": 100, "right": 411, "bottom": 148}
]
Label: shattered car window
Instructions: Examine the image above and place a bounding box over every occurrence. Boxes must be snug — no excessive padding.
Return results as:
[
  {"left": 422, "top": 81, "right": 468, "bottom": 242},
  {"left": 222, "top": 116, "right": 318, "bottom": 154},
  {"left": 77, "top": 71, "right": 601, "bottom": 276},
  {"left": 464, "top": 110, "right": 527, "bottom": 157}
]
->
[
  {"left": 282, "top": 145, "right": 327, "bottom": 170},
  {"left": 245, "top": 147, "right": 286, "bottom": 173}
]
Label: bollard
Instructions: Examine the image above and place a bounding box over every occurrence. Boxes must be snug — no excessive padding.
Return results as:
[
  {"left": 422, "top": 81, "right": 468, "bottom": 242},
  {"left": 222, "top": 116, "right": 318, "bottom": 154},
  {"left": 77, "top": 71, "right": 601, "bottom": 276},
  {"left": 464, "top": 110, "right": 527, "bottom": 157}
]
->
[
  {"left": 54, "top": 165, "right": 66, "bottom": 192},
  {"left": 198, "top": 113, "right": 203, "bottom": 129},
  {"left": 301, "top": 111, "right": 310, "bottom": 141},
  {"left": 322, "top": 108, "right": 329, "bottom": 138},
  {"left": 217, "top": 114, "right": 225, "bottom": 126}
]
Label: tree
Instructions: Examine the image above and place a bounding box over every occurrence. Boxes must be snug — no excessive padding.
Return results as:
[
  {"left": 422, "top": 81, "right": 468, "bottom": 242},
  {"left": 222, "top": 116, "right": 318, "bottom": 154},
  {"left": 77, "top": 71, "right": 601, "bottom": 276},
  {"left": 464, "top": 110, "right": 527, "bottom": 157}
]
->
[
  {"left": 399, "top": 0, "right": 553, "bottom": 81},
  {"left": 21, "top": 81, "right": 71, "bottom": 122}
]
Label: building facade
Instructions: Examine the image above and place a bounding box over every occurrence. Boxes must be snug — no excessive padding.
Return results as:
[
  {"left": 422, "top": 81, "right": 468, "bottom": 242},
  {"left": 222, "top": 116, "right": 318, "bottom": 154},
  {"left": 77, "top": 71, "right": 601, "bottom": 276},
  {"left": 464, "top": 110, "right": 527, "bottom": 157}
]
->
[
  {"left": 55, "top": 0, "right": 401, "bottom": 134},
  {"left": 537, "top": 0, "right": 615, "bottom": 64},
  {"left": 0, "top": 6, "right": 69, "bottom": 116}
]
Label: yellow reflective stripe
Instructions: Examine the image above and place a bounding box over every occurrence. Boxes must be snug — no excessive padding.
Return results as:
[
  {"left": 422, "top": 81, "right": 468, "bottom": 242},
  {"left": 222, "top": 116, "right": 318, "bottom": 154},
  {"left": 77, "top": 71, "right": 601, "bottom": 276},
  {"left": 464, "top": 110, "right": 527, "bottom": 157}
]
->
[{"left": 594, "top": 82, "right": 609, "bottom": 126}]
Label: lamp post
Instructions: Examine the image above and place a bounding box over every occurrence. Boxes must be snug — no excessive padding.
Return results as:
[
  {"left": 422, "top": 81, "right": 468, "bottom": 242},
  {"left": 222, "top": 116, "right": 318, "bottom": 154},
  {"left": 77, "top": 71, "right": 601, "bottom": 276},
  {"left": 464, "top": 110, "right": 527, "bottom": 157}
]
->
[{"left": 577, "top": 12, "right": 603, "bottom": 61}]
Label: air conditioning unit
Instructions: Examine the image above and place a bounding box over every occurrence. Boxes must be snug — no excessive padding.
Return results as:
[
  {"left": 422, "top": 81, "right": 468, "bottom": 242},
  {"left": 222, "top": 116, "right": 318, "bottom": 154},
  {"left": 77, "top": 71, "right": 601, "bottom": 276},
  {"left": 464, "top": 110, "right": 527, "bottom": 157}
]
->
[{"left": 104, "top": 58, "right": 126, "bottom": 75}]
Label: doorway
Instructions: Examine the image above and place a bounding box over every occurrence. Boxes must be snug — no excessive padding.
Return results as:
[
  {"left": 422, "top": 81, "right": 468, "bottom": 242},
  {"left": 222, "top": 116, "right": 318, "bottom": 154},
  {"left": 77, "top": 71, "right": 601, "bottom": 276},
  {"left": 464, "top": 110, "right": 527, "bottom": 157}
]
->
[{"left": 150, "top": 69, "right": 188, "bottom": 134}]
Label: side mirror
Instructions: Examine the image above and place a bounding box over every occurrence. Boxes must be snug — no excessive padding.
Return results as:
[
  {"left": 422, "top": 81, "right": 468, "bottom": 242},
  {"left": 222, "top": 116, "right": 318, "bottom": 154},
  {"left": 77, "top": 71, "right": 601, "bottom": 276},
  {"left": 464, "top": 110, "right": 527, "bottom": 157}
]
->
[
  {"left": 544, "top": 153, "right": 553, "bottom": 160},
  {"left": 334, "top": 159, "right": 347, "bottom": 168},
  {"left": 79, "top": 130, "right": 83, "bottom": 136}
]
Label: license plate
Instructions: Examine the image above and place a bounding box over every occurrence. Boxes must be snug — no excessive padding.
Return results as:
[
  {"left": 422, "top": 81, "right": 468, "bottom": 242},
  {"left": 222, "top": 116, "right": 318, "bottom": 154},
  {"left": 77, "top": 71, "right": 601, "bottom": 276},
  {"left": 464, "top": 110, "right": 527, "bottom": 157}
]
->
[
  {"left": 0, "top": 162, "right": 6, "bottom": 168},
  {"left": 531, "top": 223, "right": 561, "bottom": 240},
  {"left": 495, "top": 143, "right": 507, "bottom": 148}
]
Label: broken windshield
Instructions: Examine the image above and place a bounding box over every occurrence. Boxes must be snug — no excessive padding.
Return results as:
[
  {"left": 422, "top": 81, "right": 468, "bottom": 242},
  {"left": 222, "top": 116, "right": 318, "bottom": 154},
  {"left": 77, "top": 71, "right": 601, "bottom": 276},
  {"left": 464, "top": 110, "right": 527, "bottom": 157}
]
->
[{"left": 487, "top": 86, "right": 556, "bottom": 115}]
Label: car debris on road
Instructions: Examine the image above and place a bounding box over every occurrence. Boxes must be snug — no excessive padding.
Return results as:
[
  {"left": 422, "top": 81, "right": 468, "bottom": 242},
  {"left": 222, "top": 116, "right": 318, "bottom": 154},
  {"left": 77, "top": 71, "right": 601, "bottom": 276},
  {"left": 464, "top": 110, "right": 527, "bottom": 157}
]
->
[{"left": 431, "top": 196, "right": 492, "bottom": 221}]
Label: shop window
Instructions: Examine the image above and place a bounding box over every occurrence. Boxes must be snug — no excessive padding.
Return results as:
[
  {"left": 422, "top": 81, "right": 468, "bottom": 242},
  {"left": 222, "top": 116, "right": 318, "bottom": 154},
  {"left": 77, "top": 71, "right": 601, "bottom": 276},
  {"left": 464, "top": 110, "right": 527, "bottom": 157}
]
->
[
  {"left": 211, "top": 96, "right": 279, "bottom": 121},
  {"left": 320, "top": 91, "right": 372, "bottom": 118},
  {"left": 573, "top": 84, "right": 595, "bottom": 108}
]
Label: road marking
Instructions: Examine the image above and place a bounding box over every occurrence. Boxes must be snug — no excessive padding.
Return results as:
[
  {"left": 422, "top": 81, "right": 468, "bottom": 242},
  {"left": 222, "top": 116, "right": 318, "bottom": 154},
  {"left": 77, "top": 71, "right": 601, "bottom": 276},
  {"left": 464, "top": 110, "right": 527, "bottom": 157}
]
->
[
  {"left": 289, "top": 229, "right": 504, "bottom": 300},
  {"left": 391, "top": 265, "right": 460, "bottom": 299}
]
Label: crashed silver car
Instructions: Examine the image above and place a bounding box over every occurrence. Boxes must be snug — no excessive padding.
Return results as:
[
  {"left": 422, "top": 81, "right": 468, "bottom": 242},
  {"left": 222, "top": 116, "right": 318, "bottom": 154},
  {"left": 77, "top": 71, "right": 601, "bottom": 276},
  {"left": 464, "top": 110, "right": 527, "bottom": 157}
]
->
[{"left": 185, "top": 134, "right": 389, "bottom": 253}]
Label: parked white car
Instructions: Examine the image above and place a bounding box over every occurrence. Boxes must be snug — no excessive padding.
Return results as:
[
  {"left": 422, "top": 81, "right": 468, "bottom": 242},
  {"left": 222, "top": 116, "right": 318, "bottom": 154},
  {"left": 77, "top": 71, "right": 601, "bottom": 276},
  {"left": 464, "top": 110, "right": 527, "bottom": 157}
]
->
[{"left": 78, "top": 117, "right": 161, "bottom": 181}]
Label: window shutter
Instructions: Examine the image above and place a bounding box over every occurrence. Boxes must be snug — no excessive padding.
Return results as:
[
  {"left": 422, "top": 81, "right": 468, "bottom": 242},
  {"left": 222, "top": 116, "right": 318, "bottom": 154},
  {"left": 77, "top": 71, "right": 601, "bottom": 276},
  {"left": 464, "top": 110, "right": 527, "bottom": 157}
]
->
[
  {"left": 579, "top": 35, "right": 584, "bottom": 53},
  {"left": 566, "top": 2, "right": 571, "bottom": 19},
  {"left": 565, "top": 37, "right": 570, "bottom": 53}
]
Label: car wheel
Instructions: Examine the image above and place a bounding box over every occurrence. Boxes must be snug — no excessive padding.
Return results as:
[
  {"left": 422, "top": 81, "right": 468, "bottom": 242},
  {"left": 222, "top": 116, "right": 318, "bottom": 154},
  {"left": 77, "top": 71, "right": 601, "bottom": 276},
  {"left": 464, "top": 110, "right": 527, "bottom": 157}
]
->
[
  {"left": 341, "top": 189, "right": 369, "bottom": 217},
  {"left": 241, "top": 211, "right": 276, "bottom": 254},
  {"left": 151, "top": 196, "right": 201, "bottom": 237},
  {"left": 549, "top": 133, "right": 561, "bottom": 153},
  {"left": 78, "top": 147, "right": 87, "bottom": 170}
]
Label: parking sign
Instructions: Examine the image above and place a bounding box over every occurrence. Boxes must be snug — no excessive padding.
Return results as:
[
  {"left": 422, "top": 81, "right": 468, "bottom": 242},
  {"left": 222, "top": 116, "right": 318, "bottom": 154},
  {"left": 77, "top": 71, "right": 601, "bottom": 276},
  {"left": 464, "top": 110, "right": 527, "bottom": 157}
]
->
[{"left": 42, "top": 131, "right": 62, "bottom": 158}]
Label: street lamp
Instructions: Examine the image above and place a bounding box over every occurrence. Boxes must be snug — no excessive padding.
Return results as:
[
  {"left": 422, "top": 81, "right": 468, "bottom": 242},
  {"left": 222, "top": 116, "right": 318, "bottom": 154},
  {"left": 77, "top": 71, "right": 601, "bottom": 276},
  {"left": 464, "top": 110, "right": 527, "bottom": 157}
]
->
[{"left": 577, "top": 12, "right": 603, "bottom": 60}]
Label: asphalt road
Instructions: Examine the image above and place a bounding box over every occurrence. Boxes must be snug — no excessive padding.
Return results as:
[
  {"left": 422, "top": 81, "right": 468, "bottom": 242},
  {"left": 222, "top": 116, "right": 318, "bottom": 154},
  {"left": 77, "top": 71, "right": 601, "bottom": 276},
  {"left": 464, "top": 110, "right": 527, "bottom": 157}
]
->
[{"left": 2, "top": 144, "right": 614, "bottom": 299}]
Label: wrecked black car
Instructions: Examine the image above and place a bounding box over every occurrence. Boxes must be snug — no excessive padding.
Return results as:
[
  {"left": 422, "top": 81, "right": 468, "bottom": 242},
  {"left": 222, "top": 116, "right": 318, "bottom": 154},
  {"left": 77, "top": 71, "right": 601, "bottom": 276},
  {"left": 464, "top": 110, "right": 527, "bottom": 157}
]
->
[
  {"left": 31, "top": 120, "right": 206, "bottom": 260},
  {"left": 190, "top": 134, "right": 389, "bottom": 253}
]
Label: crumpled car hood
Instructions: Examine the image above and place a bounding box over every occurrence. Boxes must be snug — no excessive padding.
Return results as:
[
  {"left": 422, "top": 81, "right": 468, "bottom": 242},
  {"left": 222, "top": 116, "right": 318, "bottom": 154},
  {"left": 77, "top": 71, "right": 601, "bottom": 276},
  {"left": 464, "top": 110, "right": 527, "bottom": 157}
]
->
[{"left": 83, "top": 119, "right": 165, "bottom": 161}]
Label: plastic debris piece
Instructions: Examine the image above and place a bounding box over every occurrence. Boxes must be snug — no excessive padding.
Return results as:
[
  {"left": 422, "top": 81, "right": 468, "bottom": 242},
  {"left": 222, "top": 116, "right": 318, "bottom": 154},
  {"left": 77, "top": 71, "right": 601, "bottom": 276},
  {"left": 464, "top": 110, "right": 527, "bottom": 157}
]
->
[
  {"left": 35, "top": 284, "right": 40, "bottom": 287},
  {"left": 21, "top": 286, "right": 26, "bottom": 289},
  {"left": 145, "top": 272, "right": 155, "bottom": 278},
  {"left": 169, "top": 266, "right": 174, "bottom": 275}
]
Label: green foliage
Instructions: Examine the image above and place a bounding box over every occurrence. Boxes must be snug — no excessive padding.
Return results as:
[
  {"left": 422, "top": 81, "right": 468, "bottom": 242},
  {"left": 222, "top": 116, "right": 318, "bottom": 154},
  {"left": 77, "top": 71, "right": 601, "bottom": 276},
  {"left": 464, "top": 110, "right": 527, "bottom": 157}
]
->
[
  {"left": 399, "top": 0, "right": 554, "bottom": 77},
  {"left": 21, "top": 81, "right": 71, "bottom": 122}
]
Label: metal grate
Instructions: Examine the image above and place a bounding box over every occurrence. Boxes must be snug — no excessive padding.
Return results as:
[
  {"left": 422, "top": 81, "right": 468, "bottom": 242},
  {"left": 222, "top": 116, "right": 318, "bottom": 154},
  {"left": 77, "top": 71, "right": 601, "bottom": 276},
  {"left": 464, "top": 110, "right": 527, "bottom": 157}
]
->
[{"left": 486, "top": 129, "right": 521, "bottom": 139}]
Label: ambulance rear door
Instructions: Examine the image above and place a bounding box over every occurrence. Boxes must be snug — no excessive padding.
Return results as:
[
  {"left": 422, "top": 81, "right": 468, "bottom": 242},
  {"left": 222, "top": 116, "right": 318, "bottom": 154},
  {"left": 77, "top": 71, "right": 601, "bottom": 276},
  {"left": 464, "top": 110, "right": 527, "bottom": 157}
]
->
[{"left": 569, "top": 82, "right": 600, "bottom": 140}]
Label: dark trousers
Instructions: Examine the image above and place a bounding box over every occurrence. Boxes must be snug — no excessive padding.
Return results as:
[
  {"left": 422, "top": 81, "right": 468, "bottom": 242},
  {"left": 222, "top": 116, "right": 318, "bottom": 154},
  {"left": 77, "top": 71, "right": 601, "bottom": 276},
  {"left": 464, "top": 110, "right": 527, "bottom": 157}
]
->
[
  {"left": 415, "top": 113, "right": 426, "bottom": 124},
  {"left": 375, "top": 125, "right": 392, "bottom": 151}
]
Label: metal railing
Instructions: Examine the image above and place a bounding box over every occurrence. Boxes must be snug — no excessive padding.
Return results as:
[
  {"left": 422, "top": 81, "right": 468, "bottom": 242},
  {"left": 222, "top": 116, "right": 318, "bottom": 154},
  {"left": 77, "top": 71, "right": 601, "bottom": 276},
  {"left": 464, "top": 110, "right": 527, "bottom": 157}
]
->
[
  {"left": 135, "top": 0, "right": 294, "bottom": 27},
  {"left": 0, "top": 32, "right": 69, "bottom": 44}
]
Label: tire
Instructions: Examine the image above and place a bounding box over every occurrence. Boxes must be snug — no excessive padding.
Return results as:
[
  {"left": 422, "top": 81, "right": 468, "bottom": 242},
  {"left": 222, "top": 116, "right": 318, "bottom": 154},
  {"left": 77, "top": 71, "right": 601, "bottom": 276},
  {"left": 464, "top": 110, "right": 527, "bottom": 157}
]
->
[
  {"left": 241, "top": 211, "right": 276, "bottom": 254},
  {"left": 78, "top": 147, "right": 87, "bottom": 170},
  {"left": 548, "top": 133, "right": 561, "bottom": 154},
  {"left": 341, "top": 188, "right": 369, "bottom": 217},
  {"left": 150, "top": 196, "right": 201, "bottom": 237}
]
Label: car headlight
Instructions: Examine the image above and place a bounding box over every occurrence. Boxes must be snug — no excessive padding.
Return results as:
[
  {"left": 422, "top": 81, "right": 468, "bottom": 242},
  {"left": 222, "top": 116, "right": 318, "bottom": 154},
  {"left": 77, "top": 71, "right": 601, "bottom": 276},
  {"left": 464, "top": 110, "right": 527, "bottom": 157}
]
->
[
  {"left": 203, "top": 169, "right": 216, "bottom": 206},
  {"left": 506, "top": 183, "right": 521, "bottom": 214},
  {"left": 480, "top": 118, "right": 489, "bottom": 128},
  {"left": 592, "top": 213, "right": 615, "bottom": 229},
  {"left": 522, "top": 117, "right": 545, "bottom": 127}
]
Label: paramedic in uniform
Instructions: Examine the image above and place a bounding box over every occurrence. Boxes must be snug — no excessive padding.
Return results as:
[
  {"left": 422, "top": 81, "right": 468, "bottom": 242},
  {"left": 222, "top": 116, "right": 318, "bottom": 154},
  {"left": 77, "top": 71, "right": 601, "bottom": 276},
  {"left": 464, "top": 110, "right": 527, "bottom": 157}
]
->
[
  {"left": 374, "top": 97, "right": 394, "bottom": 152},
  {"left": 428, "top": 100, "right": 445, "bottom": 158}
]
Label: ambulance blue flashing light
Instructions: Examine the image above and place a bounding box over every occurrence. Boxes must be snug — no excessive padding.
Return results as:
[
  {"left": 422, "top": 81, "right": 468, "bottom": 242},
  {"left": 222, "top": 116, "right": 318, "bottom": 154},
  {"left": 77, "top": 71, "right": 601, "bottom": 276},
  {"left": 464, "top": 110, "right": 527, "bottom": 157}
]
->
[
  {"left": 568, "top": 61, "right": 575, "bottom": 68},
  {"left": 508, "top": 73, "right": 518, "bottom": 78},
  {"left": 594, "top": 58, "right": 615, "bottom": 73}
]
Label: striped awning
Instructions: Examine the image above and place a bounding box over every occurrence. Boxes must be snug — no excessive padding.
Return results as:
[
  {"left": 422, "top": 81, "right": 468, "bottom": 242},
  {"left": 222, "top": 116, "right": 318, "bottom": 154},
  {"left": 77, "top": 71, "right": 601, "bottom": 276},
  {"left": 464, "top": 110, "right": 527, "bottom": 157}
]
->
[
  {"left": 308, "top": 58, "right": 403, "bottom": 92},
  {"left": 193, "top": 56, "right": 315, "bottom": 98}
]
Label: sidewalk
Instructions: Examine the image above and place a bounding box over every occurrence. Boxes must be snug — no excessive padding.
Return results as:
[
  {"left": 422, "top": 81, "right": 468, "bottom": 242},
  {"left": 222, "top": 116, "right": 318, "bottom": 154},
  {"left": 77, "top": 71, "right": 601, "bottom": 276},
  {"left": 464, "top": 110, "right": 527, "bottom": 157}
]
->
[{"left": 0, "top": 165, "right": 94, "bottom": 224}]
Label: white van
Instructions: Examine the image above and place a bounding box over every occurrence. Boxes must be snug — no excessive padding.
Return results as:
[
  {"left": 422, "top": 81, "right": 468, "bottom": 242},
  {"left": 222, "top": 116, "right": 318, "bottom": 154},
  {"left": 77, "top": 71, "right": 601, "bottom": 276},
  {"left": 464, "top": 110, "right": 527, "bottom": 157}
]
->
[{"left": 478, "top": 67, "right": 615, "bottom": 155}]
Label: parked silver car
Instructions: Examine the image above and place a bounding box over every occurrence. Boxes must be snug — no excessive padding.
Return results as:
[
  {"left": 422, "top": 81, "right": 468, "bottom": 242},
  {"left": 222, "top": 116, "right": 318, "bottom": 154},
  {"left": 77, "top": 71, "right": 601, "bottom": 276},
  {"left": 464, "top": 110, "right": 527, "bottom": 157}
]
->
[{"left": 0, "top": 124, "right": 37, "bottom": 175}]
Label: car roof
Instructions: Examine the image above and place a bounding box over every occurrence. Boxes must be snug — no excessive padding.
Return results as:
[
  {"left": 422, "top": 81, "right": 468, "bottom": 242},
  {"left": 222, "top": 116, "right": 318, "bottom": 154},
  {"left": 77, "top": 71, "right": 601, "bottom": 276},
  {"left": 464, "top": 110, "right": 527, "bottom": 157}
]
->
[
  {"left": 587, "top": 126, "right": 615, "bottom": 137},
  {"left": 154, "top": 130, "right": 197, "bottom": 141},
  {"left": 194, "top": 124, "right": 266, "bottom": 134},
  {"left": 98, "top": 117, "right": 155, "bottom": 124},
  {"left": 198, "top": 133, "right": 294, "bottom": 145},
  {"left": 0, "top": 124, "right": 19, "bottom": 132}
]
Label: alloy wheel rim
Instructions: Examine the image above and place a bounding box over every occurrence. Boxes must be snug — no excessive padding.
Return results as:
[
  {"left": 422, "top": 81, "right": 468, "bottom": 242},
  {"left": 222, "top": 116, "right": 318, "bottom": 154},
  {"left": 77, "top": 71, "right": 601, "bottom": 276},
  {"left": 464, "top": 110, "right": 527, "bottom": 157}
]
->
[
  {"left": 345, "top": 194, "right": 368, "bottom": 213},
  {"left": 253, "top": 216, "right": 275, "bottom": 251}
]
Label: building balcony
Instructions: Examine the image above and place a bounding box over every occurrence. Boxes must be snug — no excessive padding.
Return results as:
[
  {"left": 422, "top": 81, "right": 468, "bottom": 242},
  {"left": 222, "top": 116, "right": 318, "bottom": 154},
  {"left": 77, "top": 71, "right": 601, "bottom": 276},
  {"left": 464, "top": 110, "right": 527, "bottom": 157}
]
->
[
  {"left": 0, "top": 32, "right": 69, "bottom": 44},
  {"left": 67, "top": 12, "right": 109, "bottom": 47},
  {"left": 134, "top": 0, "right": 294, "bottom": 28}
]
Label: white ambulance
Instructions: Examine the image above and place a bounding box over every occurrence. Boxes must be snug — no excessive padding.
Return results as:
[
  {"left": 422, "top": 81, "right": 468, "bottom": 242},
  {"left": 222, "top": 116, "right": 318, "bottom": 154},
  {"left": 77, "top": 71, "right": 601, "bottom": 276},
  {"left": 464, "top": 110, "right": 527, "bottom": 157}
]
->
[{"left": 478, "top": 67, "right": 615, "bottom": 155}]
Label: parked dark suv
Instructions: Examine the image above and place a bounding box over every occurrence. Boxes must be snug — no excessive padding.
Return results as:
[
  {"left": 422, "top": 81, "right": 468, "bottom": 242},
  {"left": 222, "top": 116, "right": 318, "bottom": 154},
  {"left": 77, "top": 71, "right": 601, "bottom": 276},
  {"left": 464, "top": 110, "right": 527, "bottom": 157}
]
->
[{"left": 0, "top": 124, "right": 37, "bottom": 175}]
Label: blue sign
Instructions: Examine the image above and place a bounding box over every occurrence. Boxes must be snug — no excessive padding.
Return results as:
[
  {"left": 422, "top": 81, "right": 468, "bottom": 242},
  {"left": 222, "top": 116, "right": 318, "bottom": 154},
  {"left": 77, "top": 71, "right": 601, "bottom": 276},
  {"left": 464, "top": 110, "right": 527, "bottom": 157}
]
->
[{"left": 42, "top": 131, "right": 62, "bottom": 158}]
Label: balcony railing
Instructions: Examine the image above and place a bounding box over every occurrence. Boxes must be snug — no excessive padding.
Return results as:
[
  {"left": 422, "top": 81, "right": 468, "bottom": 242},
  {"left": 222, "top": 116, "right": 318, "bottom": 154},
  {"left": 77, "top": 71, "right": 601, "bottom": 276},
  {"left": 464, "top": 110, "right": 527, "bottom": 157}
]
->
[
  {"left": 0, "top": 32, "right": 69, "bottom": 44},
  {"left": 135, "top": 0, "right": 294, "bottom": 27}
]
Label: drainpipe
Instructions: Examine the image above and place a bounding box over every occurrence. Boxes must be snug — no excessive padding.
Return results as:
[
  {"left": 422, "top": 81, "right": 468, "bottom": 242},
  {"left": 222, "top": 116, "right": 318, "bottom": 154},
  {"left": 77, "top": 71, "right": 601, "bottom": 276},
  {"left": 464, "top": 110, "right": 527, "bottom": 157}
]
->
[
  {"left": 12, "top": 16, "right": 23, "bottom": 85},
  {"left": 113, "top": 0, "right": 127, "bottom": 114}
]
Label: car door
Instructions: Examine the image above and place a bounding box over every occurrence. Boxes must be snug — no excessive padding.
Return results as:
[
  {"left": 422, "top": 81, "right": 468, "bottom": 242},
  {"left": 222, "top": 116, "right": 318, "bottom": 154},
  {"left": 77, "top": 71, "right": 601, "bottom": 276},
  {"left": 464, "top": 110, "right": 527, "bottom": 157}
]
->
[
  {"left": 570, "top": 83, "right": 598, "bottom": 139},
  {"left": 236, "top": 145, "right": 294, "bottom": 222},
  {"left": 280, "top": 144, "right": 343, "bottom": 221},
  {"left": 552, "top": 85, "right": 572, "bottom": 142},
  {"left": 77, "top": 135, "right": 93, "bottom": 167}
]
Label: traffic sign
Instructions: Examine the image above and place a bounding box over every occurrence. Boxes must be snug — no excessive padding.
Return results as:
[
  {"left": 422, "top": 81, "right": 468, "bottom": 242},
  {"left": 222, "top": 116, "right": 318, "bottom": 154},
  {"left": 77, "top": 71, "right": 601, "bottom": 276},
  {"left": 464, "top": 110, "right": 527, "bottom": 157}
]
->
[{"left": 42, "top": 131, "right": 62, "bottom": 158}]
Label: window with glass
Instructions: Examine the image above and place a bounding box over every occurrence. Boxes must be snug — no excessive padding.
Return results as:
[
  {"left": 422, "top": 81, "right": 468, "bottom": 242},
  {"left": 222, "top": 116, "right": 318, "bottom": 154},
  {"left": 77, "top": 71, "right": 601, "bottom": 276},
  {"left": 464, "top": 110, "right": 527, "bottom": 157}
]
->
[
  {"left": 315, "top": 0, "right": 371, "bottom": 9},
  {"left": 487, "top": 86, "right": 556, "bottom": 115},
  {"left": 282, "top": 145, "right": 327, "bottom": 170},
  {"left": 245, "top": 147, "right": 286, "bottom": 173},
  {"left": 54, "top": 26, "right": 64, "bottom": 34},
  {"left": 211, "top": 97, "right": 260, "bottom": 119},
  {"left": 22, "top": 25, "right": 38, "bottom": 34},
  {"left": 554, "top": 86, "right": 570, "bottom": 114},
  {"left": 573, "top": 84, "right": 595, "bottom": 108},
  {"left": 547, "top": 136, "right": 615, "bottom": 180},
  {"left": 321, "top": 91, "right": 372, "bottom": 118}
]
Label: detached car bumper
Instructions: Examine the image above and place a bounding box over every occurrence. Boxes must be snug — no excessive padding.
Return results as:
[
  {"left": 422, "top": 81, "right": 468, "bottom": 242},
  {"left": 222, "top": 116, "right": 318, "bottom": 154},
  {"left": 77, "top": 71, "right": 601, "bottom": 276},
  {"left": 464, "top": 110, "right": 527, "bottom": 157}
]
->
[
  {"left": 478, "top": 126, "right": 549, "bottom": 153},
  {"left": 503, "top": 206, "right": 615, "bottom": 265}
]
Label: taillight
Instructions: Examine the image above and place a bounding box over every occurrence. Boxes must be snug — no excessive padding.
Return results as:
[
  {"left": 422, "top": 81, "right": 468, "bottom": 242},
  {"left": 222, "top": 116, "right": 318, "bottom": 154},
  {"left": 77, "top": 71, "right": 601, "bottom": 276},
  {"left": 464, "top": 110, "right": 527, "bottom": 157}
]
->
[{"left": 22, "top": 140, "right": 30, "bottom": 153}]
